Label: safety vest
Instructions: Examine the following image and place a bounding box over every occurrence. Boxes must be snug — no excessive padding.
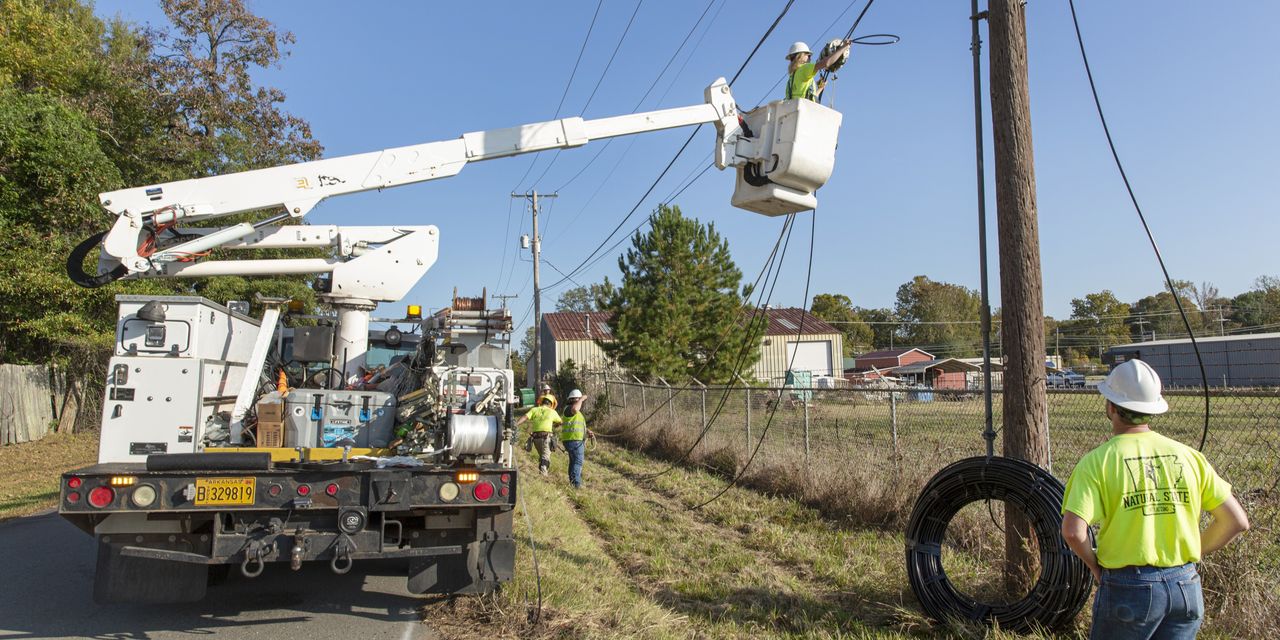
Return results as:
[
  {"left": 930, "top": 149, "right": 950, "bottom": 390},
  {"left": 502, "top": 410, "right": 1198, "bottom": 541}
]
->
[
  {"left": 560, "top": 411, "right": 586, "bottom": 442},
  {"left": 787, "top": 62, "right": 818, "bottom": 102}
]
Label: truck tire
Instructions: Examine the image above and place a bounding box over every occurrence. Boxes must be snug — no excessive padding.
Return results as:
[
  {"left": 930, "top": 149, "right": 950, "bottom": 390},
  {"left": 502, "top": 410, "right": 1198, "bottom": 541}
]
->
[{"left": 93, "top": 538, "right": 208, "bottom": 604}]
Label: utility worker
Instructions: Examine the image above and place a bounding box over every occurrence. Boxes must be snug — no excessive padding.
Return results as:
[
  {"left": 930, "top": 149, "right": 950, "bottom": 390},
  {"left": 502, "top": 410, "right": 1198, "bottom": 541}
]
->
[
  {"left": 516, "top": 396, "right": 561, "bottom": 475},
  {"left": 1061, "top": 359, "right": 1250, "bottom": 639},
  {"left": 537, "top": 383, "right": 557, "bottom": 410},
  {"left": 785, "top": 40, "right": 852, "bottom": 102},
  {"left": 558, "top": 389, "right": 595, "bottom": 489}
]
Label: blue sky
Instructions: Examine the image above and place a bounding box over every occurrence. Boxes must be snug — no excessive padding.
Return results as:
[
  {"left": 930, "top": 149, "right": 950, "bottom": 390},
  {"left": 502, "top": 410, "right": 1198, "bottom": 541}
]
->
[{"left": 93, "top": 1, "right": 1280, "bottom": 335}]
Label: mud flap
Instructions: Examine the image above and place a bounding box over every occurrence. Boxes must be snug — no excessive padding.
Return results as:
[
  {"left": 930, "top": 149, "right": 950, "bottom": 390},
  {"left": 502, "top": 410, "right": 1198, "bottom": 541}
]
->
[
  {"left": 407, "top": 537, "right": 515, "bottom": 595},
  {"left": 94, "top": 538, "right": 208, "bottom": 603}
]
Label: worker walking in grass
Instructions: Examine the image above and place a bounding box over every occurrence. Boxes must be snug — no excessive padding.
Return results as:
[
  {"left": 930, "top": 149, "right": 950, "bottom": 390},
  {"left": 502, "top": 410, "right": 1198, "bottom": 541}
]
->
[
  {"left": 1061, "top": 359, "right": 1250, "bottom": 639},
  {"left": 558, "top": 389, "right": 594, "bottom": 489},
  {"left": 785, "top": 40, "right": 852, "bottom": 102},
  {"left": 516, "top": 396, "right": 561, "bottom": 475}
]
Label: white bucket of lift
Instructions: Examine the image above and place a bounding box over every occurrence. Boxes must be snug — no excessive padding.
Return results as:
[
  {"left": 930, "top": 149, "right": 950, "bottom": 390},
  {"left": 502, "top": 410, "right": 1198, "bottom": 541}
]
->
[{"left": 731, "top": 99, "right": 843, "bottom": 216}]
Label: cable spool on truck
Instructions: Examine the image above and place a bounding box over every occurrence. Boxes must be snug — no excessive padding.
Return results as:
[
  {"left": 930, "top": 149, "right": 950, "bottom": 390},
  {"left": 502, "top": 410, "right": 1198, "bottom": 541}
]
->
[{"left": 57, "top": 79, "right": 844, "bottom": 603}]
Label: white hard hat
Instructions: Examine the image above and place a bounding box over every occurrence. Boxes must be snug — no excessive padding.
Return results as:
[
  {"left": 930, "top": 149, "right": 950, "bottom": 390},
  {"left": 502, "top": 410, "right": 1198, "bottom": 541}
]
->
[
  {"left": 1098, "top": 359, "right": 1168, "bottom": 415},
  {"left": 567, "top": 389, "right": 584, "bottom": 400},
  {"left": 786, "top": 42, "right": 811, "bottom": 59}
]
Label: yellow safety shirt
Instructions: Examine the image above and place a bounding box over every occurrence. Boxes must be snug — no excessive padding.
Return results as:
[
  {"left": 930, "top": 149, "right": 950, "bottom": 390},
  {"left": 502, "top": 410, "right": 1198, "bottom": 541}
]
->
[
  {"left": 787, "top": 62, "right": 817, "bottom": 101},
  {"left": 1062, "top": 430, "right": 1232, "bottom": 568},
  {"left": 525, "top": 406, "right": 561, "bottom": 434}
]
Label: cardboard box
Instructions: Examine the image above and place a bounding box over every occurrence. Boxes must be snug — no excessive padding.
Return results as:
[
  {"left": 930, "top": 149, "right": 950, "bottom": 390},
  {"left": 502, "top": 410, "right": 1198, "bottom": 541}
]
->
[
  {"left": 257, "top": 420, "right": 284, "bottom": 448},
  {"left": 257, "top": 398, "right": 285, "bottom": 423}
]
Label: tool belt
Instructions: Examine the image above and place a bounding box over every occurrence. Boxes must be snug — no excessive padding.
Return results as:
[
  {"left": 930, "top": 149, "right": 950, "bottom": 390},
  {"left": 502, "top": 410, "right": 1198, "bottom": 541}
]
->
[{"left": 531, "top": 432, "right": 552, "bottom": 440}]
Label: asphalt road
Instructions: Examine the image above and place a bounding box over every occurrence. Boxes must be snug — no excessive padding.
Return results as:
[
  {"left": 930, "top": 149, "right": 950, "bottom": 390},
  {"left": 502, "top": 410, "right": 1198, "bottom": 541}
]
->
[{"left": 0, "top": 512, "right": 437, "bottom": 640}]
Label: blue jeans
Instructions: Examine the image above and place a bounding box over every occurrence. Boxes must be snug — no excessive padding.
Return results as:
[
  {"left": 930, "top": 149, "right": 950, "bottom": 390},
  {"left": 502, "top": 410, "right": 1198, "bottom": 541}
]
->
[
  {"left": 562, "top": 439, "right": 585, "bottom": 487},
  {"left": 1090, "top": 563, "right": 1204, "bottom": 640}
]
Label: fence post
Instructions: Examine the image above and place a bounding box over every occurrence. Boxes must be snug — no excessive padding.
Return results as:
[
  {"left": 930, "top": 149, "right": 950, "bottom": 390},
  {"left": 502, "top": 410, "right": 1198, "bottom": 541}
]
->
[
  {"left": 655, "top": 377, "right": 674, "bottom": 426},
  {"left": 738, "top": 374, "right": 751, "bottom": 455},
  {"left": 636, "top": 375, "right": 646, "bottom": 412},
  {"left": 621, "top": 376, "right": 627, "bottom": 408},
  {"left": 803, "top": 395, "right": 811, "bottom": 463},
  {"left": 890, "top": 391, "right": 900, "bottom": 460},
  {"left": 694, "top": 378, "right": 707, "bottom": 456}
]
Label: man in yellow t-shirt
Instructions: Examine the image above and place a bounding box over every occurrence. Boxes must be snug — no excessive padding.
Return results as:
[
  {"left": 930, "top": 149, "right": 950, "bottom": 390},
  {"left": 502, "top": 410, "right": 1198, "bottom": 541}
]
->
[
  {"left": 515, "top": 396, "right": 561, "bottom": 475},
  {"left": 784, "top": 40, "right": 851, "bottom": 102},
  {"left": 1061, "top": 359, "right": 1249, "bottom": 639}
]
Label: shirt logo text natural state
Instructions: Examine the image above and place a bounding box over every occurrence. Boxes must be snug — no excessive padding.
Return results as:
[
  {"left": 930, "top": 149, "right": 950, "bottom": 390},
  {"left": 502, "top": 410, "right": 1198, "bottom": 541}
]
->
[{"left": 1122, "top": 454, "right": 1189, "bottom": 516}]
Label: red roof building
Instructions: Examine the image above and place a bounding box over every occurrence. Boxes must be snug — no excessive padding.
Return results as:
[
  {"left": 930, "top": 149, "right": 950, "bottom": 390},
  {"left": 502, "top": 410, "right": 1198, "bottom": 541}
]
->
[{"left": 853, "top": 348, "right": 934, "bottom": 372}]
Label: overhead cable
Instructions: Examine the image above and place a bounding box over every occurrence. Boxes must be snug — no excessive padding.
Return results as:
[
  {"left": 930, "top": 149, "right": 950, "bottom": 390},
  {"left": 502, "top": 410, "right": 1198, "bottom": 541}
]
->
[{"left": 1067, "top": 0, "right": 1210, "bottom": 450}]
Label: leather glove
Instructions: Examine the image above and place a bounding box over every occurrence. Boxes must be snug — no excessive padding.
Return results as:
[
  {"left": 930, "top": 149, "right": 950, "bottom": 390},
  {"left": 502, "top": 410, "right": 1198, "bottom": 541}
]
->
[{"left": 523, "top": 437, "right": 533, "bottom": 452}]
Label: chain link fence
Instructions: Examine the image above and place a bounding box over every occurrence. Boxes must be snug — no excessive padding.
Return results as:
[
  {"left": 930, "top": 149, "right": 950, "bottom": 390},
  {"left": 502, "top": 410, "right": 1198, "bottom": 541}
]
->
[{"left": 598, "top": 374, "right": 1279, "bottom": 501}]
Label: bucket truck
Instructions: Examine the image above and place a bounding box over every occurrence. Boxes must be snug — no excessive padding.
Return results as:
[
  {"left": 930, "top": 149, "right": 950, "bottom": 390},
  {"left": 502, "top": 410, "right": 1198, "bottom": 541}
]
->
[{"left": 56, "top": 78, "right": 843, "bottom": 603}]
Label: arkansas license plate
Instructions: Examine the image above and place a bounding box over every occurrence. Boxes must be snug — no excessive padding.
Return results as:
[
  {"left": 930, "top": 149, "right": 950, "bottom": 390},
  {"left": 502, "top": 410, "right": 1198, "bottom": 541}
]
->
[{"left": 194, "top": 477, "right": 256, "bottom": 506}]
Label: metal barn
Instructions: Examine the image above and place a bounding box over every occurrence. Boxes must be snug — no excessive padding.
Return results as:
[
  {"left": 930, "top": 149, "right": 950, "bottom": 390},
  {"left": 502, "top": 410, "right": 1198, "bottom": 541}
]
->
[{"left": 1104, "top": 332, "right": 1280, "bottom": 388}]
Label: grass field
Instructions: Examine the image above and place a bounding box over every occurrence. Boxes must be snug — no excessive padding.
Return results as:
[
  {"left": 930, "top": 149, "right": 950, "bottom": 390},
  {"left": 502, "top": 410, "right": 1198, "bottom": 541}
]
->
[
  {"left": 0, "top": 431, "right": 99, "bottom": 521},
  {"left": 605, "top": 383, "right": 1280, "bottom": 501},
  {"left": 585, "top": 399, "right": 1279, "bottom": 639},
  {"left": 4, "top": 423, "right": 1270, "bottom": 637}
]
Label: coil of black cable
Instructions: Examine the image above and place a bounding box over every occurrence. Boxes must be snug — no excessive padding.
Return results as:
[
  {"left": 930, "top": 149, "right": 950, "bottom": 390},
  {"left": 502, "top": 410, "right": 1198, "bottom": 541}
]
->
[{"left": 905, "top": 455, "right": 1094, "bottom": 632}]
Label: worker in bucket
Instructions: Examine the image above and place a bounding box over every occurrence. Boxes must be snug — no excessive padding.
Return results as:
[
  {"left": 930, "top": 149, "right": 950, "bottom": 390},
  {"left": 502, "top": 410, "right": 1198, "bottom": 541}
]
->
[
  {"left": 1060, "top": 359, "right": 1249, "bottom": 639},
  {"left": 516, "top": 395, "right": 561, "bottom": 475},
  {"left": 558, "top": 389, "right": 595, "bottom": 489},
  {"left": 785, "top": 40, "right": 851, "bottom": 102}
]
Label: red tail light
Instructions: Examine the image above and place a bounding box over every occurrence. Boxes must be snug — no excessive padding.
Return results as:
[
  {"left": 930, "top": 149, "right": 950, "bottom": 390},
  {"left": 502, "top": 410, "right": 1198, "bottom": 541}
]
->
[
  {"left": 67, "top": 492, "right": 81, "bottom": 504},
  {"left": 67, "top": 477, "right": 82, "bottom": 489},
  {"left": 325, "top": 483, "right": 339, "bottom": 496},
  {"left": 88, "top": 486, "right": 115, "bottom": 508},
  {"left": 473, "top": 481, "right": 494, "bottom": 501},
  {"left": 297, "top": 484, "right": 311, "bottom": 496},
  {"left": 500, "top": 473, "right": 511, "bottom": 484},
  {"left": 499, "top": 486, "right": 510, "bottom": 498}
]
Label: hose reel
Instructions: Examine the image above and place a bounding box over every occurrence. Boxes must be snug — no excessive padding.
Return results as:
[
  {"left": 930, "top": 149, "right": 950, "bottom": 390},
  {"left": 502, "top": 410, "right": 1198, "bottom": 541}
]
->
[{"left": 905, "top": 455, "right": 1094, "bottom": 632}]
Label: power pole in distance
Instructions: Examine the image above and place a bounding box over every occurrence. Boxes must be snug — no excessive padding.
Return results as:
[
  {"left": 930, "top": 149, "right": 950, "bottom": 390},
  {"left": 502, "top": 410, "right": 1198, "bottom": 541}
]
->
[
  {"left": 988, "top": 0, "right": 1048, "bottom": 591},
  {"left": 512, "top": 191, "right": 556, "bottom": 384}
]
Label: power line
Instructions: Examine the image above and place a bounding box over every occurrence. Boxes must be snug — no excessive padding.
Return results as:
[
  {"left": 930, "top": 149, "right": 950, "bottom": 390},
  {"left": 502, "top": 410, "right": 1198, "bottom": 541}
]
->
[
  {"left": 509, "top": 0, "right": 606, "bottom": 193},
  {"left": 550, "top": 0, "right": 720, "bottom": 196},
  {"left": 541, "top": 0, "right": 799, "bottom": 292},
  {"left": 1068, "top": 0, "right": 1210, "bottom": 450},
  {"left": 527, "top": 0, "right": 647, "bottom": 191}
]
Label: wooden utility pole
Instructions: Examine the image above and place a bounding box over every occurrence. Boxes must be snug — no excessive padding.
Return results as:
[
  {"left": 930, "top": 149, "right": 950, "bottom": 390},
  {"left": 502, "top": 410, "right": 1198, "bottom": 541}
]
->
[
  {"left": 988, "top": 0, "right": 1049, "bottom": 589},
  {"left": 512, "top": 191, "right": 556, "bottom": 384}
]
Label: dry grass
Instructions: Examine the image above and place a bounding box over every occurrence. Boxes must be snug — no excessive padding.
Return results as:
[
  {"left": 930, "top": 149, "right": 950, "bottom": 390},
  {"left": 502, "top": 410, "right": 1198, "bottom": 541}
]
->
[
  {"left": 600, "top": 406, "right": 1280, "bottom": 639},
  {"left": 0, "top": 430, "right": 99, "bottom": 521}
]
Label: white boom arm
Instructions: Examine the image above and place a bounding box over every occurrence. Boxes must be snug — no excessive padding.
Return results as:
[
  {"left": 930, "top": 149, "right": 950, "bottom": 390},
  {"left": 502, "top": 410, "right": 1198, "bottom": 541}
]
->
[{"left": 79, "top": 78, "right": 842, "bottom": 284}]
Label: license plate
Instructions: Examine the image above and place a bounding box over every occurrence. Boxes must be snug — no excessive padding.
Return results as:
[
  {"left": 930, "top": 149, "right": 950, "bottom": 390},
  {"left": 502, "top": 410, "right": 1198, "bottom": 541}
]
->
[{"left": 194, "top": 477, "right": 256, "bottom": 506}]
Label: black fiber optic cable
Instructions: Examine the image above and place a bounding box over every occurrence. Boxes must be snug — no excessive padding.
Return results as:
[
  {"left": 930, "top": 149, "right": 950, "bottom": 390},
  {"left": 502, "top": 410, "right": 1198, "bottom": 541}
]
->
[
  {"left": 1067, "top": 0, "right": 1210, "bottom": 450},
  {"left": 904, "top": 456, "right": 1094, "bottom": 632}
]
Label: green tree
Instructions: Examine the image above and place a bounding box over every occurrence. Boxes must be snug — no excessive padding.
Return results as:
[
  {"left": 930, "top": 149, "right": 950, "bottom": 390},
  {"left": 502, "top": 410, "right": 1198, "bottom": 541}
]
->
[
  {"left": 1128, "top": 281, "right": 1203, "bottom": 342},
  {"left": 893, "top": 276, "right": 981, "bottom": 357},
  {"left": 554, "top": 282, "right": 614, "bottom": 313},
  {"left": 810, "top": 293, "right": 873, "bottom": 356},
  {"left": 0, "top": 0, "right": 321, "bottom": 363},
  {"left": 601, "top": 205, "right": 759, "bottom": 383},
  {"left": 1058, "top": 290, "right": 1130, "bottom": 359},
  {"left": 1229, "top": 276, "right": 1280, "bottom": 332},
  {"left": 854, "top": 306, "right": 898, "bottom": 350}
]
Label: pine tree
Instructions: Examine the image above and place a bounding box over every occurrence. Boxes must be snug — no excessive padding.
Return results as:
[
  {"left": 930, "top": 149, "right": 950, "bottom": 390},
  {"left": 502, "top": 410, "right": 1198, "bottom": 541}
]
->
[{"left": 601, "top": 205, "right": 759, "bottom": 383}]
